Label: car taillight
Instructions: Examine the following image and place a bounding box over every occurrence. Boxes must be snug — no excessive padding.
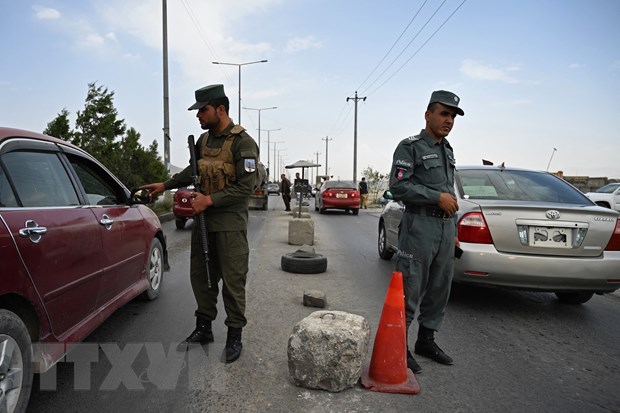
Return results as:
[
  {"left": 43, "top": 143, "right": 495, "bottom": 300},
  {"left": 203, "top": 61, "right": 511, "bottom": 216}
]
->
[
  {"left": 351, "top": 191, "right": 359, "bottom": 198},
  {"left": 458, "top": 212, "right": 493, "bottom": 244},
  {"left": 323, "top": 190, "right": 333, "bottom": 198},
  {"left": 604, "top": 217, "right": 620, "bottom": 251}
]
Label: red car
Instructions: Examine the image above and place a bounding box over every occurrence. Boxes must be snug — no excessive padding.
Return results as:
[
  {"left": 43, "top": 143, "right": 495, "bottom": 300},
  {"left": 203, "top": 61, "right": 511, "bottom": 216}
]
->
[
  {"left": 173, "top": 187, "right": 194, "bottom": 229},
  {"left": 314, "top": 180, "right": 361, "bottom": 215},
  {"left": 0, "top": 127, "right": 169, "bottom": 412}
]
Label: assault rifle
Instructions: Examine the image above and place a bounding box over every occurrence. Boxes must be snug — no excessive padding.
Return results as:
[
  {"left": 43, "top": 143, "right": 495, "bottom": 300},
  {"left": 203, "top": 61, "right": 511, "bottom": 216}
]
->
[{"left": 188, "top": 135, "right": 211, "bottom": 288}]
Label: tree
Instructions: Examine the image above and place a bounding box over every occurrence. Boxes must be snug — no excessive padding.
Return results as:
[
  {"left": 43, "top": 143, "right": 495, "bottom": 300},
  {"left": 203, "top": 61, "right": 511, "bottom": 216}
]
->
[
  {"left": 43, "top": 108, "right": 72, "bottom": 141},
  {"left": 361, "top": 166, "right": 388, "bottom": 203},
  {"left": 45, "top": 82, "right": 168, "bottom": 189}
]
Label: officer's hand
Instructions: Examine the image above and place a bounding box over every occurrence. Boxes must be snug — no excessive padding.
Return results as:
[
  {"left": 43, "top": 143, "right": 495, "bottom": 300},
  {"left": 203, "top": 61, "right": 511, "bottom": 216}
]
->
[
  {"left": 139, "top": 183, "right": 165, "bottom": 199},
  {"left": 438, "top": 192, "right": 459, "bottom": 216},
  {"left": 190, "top": 192, "right": 213, "bottom": 214}
]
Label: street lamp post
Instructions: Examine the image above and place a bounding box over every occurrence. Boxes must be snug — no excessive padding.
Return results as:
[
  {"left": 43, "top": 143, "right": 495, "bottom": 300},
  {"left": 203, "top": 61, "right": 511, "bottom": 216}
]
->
[
  {"left": 212, "top": 59, "right": 268, "bottom": 123},
  {"left": 258, "top": 128, "right": 281, "bottom": 181},
  {"left": 243, "top": 106, "right": 277, "bottom": 152}
]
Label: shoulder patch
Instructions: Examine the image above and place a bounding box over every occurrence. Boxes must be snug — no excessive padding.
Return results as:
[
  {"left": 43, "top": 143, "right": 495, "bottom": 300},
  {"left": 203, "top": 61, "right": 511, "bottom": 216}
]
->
[
  {"left": 394, "top": 159, "right": 413, "bottom": 168},
  {"left": 244, "top": 158, "right": 256, "bottom": 173},
  {"left": 407, "top": 136, "right": 421, "bottom": 141}
]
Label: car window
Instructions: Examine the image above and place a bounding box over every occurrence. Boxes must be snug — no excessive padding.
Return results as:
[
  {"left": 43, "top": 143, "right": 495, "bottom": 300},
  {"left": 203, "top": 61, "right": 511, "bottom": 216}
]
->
[
  {"left": 3, "top": 151, "right": 80, "bottom": 207},
  {"left": 457, "top": 169, "right": 592, "bottom": 204},
  {"left": 325, "top": 180, "right": 356, "bottom": 189},
  {"left": 68, "top": 154, "right": 124, "bottom": 205},
  {"left": 0, "top": 166, "right": 18, "bottom": 207},
  {"left": 594, "top": 183, "right": 620, "bottom": 193}
]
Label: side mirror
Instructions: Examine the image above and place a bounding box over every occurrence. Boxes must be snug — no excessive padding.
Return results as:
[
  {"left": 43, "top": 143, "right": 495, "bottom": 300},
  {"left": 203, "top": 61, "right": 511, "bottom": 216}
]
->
[
  {"left": 382, "top": 190, "right": 393, "bottom": 200},
  {"left": 130, "top": 188, "right": 152, "bottom": 204}
]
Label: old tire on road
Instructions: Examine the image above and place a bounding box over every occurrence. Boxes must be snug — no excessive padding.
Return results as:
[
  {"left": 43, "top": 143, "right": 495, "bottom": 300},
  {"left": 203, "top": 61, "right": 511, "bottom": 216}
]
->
[{"left": 281, "top": 251, "right": 328, "bottom": 274}]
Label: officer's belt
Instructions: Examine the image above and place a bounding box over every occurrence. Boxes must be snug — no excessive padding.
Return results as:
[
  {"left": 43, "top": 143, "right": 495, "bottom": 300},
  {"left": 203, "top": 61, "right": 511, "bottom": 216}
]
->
[{"left": 405, "top": 205, "right": 452, "bottom": 221}]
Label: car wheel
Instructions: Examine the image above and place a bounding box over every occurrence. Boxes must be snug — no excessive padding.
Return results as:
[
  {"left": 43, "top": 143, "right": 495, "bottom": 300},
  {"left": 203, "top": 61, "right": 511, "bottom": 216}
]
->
[
  {"left": 352, "top": 209, "right": 359, "bottom": 216},
  {"left": 554, "top": 292, "right": 594, "bottom": 304},
  {"left": 378, "top": 221, "right": 394, "bottom": 260},
  {"left": 281, "top": 251, "right": 328, "bottom": 274},
  {"left": 0, "top": 309, "right": 33, "bottom": 413},
  {"left": 319, "top": 208, "right": 325, "bottom": 214},
  {"left": 141, "top": 238, "right": 164, "bottom": 301},
  {"left": 175, "top": 218, "right": 187, "bottom": 230}
]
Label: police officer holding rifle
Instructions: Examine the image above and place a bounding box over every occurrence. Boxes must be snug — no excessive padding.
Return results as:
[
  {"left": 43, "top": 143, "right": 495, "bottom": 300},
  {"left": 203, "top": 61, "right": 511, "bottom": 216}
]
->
[{"left": 141, "top": 84, "right": 259, "bottom": 363}]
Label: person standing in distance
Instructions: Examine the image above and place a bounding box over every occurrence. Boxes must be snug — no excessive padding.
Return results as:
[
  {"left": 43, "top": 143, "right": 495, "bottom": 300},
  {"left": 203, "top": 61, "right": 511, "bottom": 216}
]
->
[
  {"left": 140, "top": 84, "right": 258, "bottom": 363},
  {"left": 358, "top": 177, "right": 369, "bottom": 209},
  {"left": 388, "top": 90, "right": 463, "bottom": 374},
  {"left": 280, "top": 173, "right": 292, "bottom": 211}
]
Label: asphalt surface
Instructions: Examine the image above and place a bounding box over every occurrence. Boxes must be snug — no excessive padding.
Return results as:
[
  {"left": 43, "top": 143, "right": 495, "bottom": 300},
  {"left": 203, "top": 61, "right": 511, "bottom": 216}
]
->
[{"left": 26, "top": 196, "right": 620, "bottom": 413}]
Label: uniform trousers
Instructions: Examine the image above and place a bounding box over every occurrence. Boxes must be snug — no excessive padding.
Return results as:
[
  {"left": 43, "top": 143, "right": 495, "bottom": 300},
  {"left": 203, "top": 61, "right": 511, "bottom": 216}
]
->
[
  {"left": 396, "top": 211, "right": 455, "bottom": 332},
  {"left": 190, "top": 226, "right": 249, "bottom": 328}
]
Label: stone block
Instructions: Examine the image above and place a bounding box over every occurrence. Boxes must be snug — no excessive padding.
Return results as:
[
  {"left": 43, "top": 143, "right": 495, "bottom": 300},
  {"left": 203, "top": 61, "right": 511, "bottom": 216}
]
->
[
  {"left": 287, "top": 311, "right": 370, "bottom": 392},
  {"left": 303, "top": 290, "right": 326, "bottom": 308},
  {"left": 292, "top": 210, "right": 311, "bottom": 219},
  {"left": 288, "top": 218, "right": 314, "bottom": 246}
]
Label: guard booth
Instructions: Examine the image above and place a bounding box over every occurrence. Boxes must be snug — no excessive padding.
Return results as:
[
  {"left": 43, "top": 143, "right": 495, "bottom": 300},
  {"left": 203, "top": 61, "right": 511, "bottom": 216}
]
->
[{"left": 285, "top": 160, "right": 321, "bottom": 213}]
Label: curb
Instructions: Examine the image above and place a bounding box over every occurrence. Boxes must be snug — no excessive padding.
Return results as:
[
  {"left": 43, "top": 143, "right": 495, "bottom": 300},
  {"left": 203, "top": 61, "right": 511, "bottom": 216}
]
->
[{"left": 158, "top": 212, "right": 174, "bottom": 223}]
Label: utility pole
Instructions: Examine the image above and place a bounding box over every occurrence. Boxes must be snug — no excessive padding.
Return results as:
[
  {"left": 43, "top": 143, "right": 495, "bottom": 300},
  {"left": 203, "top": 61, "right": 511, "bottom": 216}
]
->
[
  {"left": 272, "top": 141, "right": 284, "bottom": 181},
  {"left": 347, "top": 91, "right": 366, "bottom": 184},
  {"left": 162, "top": 0, "right": 170, "bottom": 172},
  {"left": 259, "top": 128, "right": 281, "bottom": 181},
  {"left": 322, "top": 136, "right": 332, "bottom": 177},
  {"left": 314, "top": 151, "right": 321, "bottom": 186}
]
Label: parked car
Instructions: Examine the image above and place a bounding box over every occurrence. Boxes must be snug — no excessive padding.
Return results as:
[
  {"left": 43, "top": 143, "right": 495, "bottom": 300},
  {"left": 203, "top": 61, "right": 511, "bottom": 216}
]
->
[
  {"left": 173, "top": 186, "right": 194, "bottom": 229},
  {"left": 314, "top": 180, "right": 360, "bottom": 215},
  {"left": 267, "top": 183, "right": 280, "bottom": 195},
  {"left": 378, "top": 165, "right": 620, "bottom": 304},
  {"left": 0, "top": 127, "right": 169, "bottom": 412},
  {"left": 585, "top": 182, "right": 620, "bottom": 212}
]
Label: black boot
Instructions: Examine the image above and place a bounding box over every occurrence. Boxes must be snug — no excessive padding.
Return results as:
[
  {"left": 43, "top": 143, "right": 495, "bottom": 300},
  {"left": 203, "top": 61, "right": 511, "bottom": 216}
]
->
[
  {"left": 414, "top": 325, "right": 453, "bottom": 365},
  {"left": 225, "top": 327, "right": 243, "bottom": 363},
  {"left": 407, "top": 347, "right": 422, "bottom": 374},
  {"left": 176, "top": 317, "right": 214, "bottom": 351}
]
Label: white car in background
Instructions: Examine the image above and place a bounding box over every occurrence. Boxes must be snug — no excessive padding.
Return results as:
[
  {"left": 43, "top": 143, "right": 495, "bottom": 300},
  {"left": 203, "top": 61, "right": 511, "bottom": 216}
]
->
[{"left": 585, "top": 182, "right": 620, "bottom": 212}]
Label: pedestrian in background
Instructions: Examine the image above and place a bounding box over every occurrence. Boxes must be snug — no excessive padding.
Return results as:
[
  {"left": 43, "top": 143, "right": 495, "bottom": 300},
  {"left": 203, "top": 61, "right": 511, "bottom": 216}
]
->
[
  {"left": 388, "top": 90, "right": 463, "bottom": 374},
  {"left": 280, "top": 173, "right": 292, "bottom": 211},
  {"left": 359, "top": 177, "right": 369, "bottom": 209},
  {"left": 140, "top": 84, "right": 258, "bottom": 363}
]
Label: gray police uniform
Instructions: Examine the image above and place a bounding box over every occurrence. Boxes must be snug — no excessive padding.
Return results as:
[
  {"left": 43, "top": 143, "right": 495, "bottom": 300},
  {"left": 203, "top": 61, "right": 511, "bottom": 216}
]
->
[
  {"left": 164, "top": 122, "right": 258, "bottom": 329},
  {"left": 388, "top": 129, "right": 457, "bottom": 332}
]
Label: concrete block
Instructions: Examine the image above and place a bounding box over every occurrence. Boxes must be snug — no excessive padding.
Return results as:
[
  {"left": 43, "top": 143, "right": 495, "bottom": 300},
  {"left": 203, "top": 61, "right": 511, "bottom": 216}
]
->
[
  {"left": 288, "top": 218, "right": 314, "bottom": 245},
  {"left": 303, "top": 290, "right": 326, "bottom": 308}
]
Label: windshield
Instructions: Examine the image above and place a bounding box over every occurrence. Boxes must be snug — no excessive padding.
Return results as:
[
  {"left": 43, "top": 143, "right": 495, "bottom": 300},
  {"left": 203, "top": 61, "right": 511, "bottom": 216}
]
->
[
  {"left": 594, "top": 183, "right": 620, "bottom": 193},
  {"left": 456, "top": 169, "right": 592, "bottom": 204},
  {"left": 324, "top": 180, "right": 356, "bottom": 190}
]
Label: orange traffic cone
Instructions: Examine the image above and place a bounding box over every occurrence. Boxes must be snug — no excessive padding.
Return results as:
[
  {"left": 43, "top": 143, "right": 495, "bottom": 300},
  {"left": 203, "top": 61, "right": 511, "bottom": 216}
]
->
[{"left": 360, "top": 271, "right": 420, "bottom": 394}]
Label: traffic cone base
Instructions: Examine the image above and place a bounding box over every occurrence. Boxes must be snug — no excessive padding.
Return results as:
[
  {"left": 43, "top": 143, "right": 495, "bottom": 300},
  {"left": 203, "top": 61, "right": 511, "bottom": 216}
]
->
[
  {"left": 360, "top": 271, "right": 421, "bottom": 394},
  {"left": 360, "top": 366, "right": 420, "bottom": 394}
]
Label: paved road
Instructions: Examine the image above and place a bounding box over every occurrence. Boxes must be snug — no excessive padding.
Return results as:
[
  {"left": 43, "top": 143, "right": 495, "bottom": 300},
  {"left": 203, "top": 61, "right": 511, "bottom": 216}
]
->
[{"left": 27, "top": 196, "right": 620, "bottom": 412}]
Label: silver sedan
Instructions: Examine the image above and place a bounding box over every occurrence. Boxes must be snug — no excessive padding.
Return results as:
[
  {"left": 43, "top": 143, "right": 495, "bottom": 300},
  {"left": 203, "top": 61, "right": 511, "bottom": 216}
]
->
[{"left": 378, "top": 165, "right": 620, "bottom": 304}]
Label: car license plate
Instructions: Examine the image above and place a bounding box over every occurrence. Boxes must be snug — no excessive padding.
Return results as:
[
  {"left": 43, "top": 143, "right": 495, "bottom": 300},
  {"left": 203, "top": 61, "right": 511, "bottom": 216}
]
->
[
  {"left": 336, "top": 193, "right": 348, "bottom": 199},
  {"left": 528, "top": 226, "right": 571, "bottom": 248}
]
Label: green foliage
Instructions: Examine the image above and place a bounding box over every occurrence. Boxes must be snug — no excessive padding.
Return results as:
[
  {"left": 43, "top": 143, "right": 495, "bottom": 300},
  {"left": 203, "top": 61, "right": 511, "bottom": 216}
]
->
[
  {"left": 362, "top": 166, "right": 388, "bottom": 202},
  {"left": 45, "top": 82, "right": 169, "bottom": 189}
]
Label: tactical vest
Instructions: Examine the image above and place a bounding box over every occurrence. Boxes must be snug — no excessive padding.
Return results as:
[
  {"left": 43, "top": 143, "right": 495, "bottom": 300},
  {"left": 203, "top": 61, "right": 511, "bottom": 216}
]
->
[{"left": 197, "top": 125, "right": 245, "bottom": 195}]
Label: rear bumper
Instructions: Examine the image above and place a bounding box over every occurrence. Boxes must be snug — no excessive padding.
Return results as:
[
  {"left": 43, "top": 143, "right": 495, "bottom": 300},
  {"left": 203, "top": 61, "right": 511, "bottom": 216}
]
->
[
  {"left": 322, "top": 199, "right": 359, "bottom": 210},
  {"left": 454, "top": 243, "right": 620, "bottom": 293}
]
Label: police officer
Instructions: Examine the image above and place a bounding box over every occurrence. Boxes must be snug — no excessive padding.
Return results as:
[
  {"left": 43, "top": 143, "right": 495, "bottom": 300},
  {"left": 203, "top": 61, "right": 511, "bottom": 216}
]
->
[
  {"left": 388, "top": 90, "right": 463, "bottom": 374},
  {"left": 141, "top": 84, "right": 258, "bottom": 363}
]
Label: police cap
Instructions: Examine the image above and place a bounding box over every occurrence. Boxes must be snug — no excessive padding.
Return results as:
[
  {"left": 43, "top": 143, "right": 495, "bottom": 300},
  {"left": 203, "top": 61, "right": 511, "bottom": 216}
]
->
[
  {"left": 428, "top": 90, "right": 464, "bottom": 116},
  {"left": 188, "top": 84, "right": 227, "bottom": 110}
]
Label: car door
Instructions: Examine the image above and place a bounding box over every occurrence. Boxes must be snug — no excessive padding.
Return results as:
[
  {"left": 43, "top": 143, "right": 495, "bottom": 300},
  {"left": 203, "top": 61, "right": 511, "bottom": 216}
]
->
[
  {"left": 64, "top": 152, "right": 148, "bottom": 308},
  {"left": 0, "top": 140, "right": 103, "bottom": 338}
]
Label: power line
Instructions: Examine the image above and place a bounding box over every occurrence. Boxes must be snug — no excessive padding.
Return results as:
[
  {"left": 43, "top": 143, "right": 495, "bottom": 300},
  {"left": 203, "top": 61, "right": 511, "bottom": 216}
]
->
[
  {"left": 367, "top": 0, "right": 468, "bottom": 97},
  {"left": 356, "top": 0, "right": 429, "bottom": 92},
  {"left": 360, "top": 0, "right": 449, "bottom": 95}
]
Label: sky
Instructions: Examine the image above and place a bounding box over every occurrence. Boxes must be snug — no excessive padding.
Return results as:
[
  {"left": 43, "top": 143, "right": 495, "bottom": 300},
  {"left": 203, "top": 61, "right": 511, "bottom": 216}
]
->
[{"left": 1, "top": 0, "right": 619, "bottom": 184}]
